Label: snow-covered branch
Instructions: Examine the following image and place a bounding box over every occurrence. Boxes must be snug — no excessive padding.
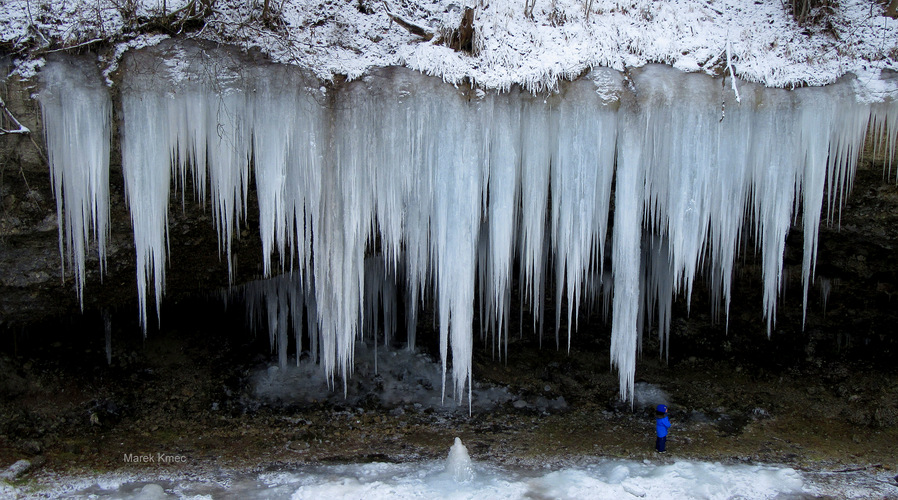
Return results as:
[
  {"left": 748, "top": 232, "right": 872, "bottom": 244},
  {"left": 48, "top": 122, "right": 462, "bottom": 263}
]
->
[
  {"left": 383, "top": 2, "right": 436, "bottom": 41},
  {"left": 726, "top": 40, "right": 741, "bottom": 103},
  {"left": 45, "top": 38, "right": 105, "bottom": 53},
  {"left": 0, "top": 96, "right": 31, "bottom": 135}
]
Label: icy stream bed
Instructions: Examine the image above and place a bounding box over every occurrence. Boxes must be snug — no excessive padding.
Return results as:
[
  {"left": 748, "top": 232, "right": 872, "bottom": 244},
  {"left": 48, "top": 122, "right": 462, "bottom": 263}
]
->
[{"left": 13, "top": 444, "right": 895, "bottom": 499}]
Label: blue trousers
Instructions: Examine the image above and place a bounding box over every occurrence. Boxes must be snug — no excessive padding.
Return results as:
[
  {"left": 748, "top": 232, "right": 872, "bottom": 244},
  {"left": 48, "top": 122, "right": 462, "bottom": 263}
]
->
[{"left": 655, "top": 436, "right": 667, "bottom": 452}]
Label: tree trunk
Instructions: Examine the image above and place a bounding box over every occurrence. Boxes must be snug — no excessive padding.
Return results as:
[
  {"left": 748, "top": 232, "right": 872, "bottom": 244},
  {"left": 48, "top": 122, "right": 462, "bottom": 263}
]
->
[{"left": 453, "top": 7, "right": 475, "bottom": 54}]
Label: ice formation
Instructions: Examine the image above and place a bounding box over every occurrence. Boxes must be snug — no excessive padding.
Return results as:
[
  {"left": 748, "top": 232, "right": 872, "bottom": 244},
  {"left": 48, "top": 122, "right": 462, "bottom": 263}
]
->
[
  {"left": 446, "top": 437, "right": 475, "bottom": 483},
  {"left": 38, "top": 56, "right": 112, "bottom": 307},
  {"left": 38, "top": 40, "right": 898, "bottom": 403},
  {"left": 26, "top": 456, "right": 834, "bottom": 499}
]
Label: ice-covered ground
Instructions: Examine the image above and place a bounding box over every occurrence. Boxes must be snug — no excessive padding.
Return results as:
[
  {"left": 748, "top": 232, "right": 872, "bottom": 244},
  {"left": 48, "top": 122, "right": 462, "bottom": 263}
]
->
[
  {"left": 2, "top": 0, "right": 897, "bottom": 90},
  {"left": 9, "top": 439, "right": 896, "bottom": 499}
]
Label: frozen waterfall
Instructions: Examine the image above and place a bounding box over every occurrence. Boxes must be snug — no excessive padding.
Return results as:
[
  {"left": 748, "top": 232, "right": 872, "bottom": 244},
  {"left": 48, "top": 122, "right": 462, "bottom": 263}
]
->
[
  {"left": 38, "top": 40, "right": 898, "bottom": 404},
  {"left": 38, "top": 55, "right": 112, "bottom": 308}
]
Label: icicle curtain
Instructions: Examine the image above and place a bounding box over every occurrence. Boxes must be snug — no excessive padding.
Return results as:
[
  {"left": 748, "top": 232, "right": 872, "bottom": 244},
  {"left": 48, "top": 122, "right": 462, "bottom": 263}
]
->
[{"left": 39, "top": 41, "right": 898, "bottom": 404}]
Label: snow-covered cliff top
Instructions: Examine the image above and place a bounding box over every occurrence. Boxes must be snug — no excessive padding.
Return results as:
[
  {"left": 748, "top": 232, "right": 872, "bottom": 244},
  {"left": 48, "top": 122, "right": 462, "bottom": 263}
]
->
[{"left": 2, "top": 0, "right": 897, "bottom": 90}]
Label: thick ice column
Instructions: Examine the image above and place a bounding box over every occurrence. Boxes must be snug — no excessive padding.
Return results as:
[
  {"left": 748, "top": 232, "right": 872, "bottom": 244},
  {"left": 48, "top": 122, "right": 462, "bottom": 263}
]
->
[
  {"left": 793, "top": 88, "right": 836, "bottom": 326},
  {"left": 361, "top": 72, "right": 418, "bottom": 367},
  {"left": 373, "top": 71, "right": 434, "bottom": 353},
  {"left": 611, "top": 106, "right": 645, "bottom": 402},
  {"left": 551, "top": 77, "right": 617, "bottom": 347},
  {"left": 400, "top": 118, "right": 433, "bottom": 352},
  {"left": 38, "top": 57, "right": 111, "bottom": 307},
  {"left": 708, "top": 83, "right": 752, "bottom": 325},
  {"left": 287, "top": 87, "right": 326, "bottom": 288},
  {"left": 485, "top": 92, "right": 521, "bottom": 355},
  {"left": 747, "top": 88, "right": 802, "bottom": 334},
  {"left": 371, "top": 73, "right": 417, "bottom": 270},
  {"left": 252, "top": 82, "right": 293, "bottom": 277},
  {"left": 518, "top": 99, "right": 554, "bottom": 332},
  {"left": 636, "top": 67, "right": 718, "bottom": 306},
  {"left": 121, "top": 88, "right": 173, "bottom": 330},
  {"left": 313, "top": 77, "right": 381, "bottom": 389},
  {"left": 204, "top": 90, "right": 252, "bottom": 281},
  {"left": 433, "top": 91, "right": 484, "bottom": 406}
]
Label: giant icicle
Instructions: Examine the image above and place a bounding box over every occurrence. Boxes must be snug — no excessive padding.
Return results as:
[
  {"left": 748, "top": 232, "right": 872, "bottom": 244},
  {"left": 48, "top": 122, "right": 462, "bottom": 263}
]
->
[
  {"left": 40, "top": 40, "right": 898, "bottom": 404},
  {"left": 551, "top": 75, "right": 617, "bottom": 349},
  {"left": 611, "top": 94, "right": 646, "bottom": 402},
  {"left": 39, "top": 56, "right": 112, "bottom": 308}
]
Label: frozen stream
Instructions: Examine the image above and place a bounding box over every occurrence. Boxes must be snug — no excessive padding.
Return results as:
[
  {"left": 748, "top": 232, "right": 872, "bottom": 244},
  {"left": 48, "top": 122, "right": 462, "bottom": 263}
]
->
[{"left": 10, "top": 438, "right": 895, "bottom": 499}]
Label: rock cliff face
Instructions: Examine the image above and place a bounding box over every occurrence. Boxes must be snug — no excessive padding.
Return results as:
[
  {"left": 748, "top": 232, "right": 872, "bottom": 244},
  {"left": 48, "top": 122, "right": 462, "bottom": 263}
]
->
[
  {"left": 2, "top": 49, "right": 898, "bottom": 479},
  {"left": 1, "top": 54, "right": 268, "bottom": 329},
  {"left": 1, "top": 48, "right": 897, "bottom": 368}
]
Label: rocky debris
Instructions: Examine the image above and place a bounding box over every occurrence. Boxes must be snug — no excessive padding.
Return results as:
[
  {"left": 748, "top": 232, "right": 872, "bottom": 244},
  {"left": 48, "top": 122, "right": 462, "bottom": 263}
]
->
[
  {"left": 0, "top": 276, "right": 896, "bottom": 478},
  {"left": 0, "top": 459, "right": 30, "bottom": 480},
  {"left": 0, "top": 456, "right": 44, "bottom": 481}
]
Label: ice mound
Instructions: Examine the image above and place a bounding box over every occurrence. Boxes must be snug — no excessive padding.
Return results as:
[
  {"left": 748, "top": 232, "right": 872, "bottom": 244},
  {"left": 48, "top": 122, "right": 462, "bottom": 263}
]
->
[{"left": 446, "top": 437, "right": 475, "bottom": 483}]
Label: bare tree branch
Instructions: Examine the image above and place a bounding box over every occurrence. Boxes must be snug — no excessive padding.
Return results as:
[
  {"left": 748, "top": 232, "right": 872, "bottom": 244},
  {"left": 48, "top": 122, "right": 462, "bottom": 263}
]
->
[
  {"left": 45, "top": 38, "right": 105, "bottom": 53},
  {"left": 0, "top": 96, "right": 31, "bottom": 135},
  {"left": 383, "top": 2, "right": 436, "bottom": 41}
]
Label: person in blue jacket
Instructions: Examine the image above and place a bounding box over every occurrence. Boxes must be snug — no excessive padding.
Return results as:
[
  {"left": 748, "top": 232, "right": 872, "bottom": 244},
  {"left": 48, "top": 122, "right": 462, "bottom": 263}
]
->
[{"left": 655, "top": 404, "right": 671, "bottom": 452}]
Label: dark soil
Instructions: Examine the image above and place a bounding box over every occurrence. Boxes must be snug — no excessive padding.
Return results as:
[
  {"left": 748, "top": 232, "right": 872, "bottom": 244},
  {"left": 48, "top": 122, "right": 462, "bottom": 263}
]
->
[{"left": 0, "top": 279, "right": 896, "bottom": 482}]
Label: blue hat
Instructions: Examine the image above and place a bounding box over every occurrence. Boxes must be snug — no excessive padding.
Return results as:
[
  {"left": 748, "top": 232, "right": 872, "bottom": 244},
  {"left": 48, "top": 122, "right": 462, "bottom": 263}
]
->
[{"left": 656, "top": 404, "right": 668, "bottom": 413}]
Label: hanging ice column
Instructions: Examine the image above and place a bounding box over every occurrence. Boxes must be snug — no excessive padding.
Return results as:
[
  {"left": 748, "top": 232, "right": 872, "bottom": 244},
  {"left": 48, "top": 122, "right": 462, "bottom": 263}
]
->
[
  {"left": 42, "top": 38, "right": 898, "bottom": 404},
  {"left": 607, "top": 66, "right": 889, "bottom": 400},
  {"left": 118, "top": 45, "right": 322, "bottom": 331},
  {"left": 611, "top": 97, "right": 645, "bottom": 403},
  {"left": 38, "top": 56, "right": 112, "bottom": 307},
  {"left": 550, "top": 74, "right": 618, "bottom": 349}
]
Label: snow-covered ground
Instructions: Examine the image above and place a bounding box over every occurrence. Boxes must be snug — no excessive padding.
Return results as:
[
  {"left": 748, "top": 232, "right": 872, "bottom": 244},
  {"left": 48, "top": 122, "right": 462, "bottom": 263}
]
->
[
  {"left": 2, "top": 0, "right": 897, "bottom": 90},
  {"left": 7, "top": 441, "right": 896, "bottom": 499}
]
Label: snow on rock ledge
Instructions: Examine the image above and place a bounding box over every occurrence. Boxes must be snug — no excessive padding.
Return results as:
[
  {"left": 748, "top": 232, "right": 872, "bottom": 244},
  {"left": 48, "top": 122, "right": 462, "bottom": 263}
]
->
[{"left": 3, "top": 0, "right": 898, "bottom": 92}]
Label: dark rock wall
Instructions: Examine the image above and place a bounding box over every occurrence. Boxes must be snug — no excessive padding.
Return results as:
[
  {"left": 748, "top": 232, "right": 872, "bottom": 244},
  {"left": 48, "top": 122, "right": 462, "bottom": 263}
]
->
[
  {"left": 1, "top": 62, "right": 76, "bottom": 325},
  {"left": 1, "top": 56, "right": 267, "bottom": 329}
]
